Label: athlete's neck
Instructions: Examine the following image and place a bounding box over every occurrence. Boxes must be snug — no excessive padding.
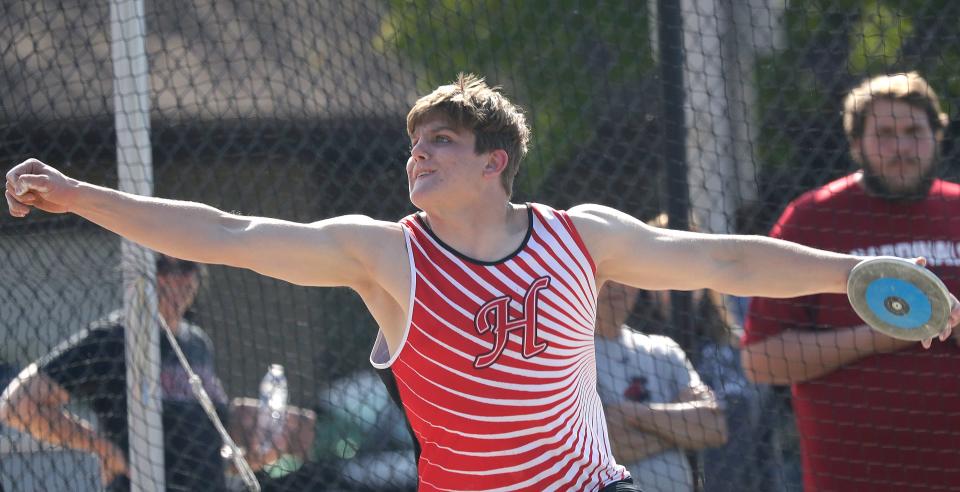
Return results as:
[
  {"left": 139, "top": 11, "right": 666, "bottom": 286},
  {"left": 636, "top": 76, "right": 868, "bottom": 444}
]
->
[{"left": 422, "top": 202, "right": 529, "bottom": 262}]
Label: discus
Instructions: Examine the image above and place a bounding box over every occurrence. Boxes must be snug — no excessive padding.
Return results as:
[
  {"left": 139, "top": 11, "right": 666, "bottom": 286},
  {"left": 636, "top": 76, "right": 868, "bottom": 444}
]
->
[{"left": 847, "top": 256, "right": 951, "bottom": 341}]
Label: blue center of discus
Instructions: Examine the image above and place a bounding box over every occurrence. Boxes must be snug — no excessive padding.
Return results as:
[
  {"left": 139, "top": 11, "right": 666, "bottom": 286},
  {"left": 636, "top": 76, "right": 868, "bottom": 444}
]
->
[{"left": 864, "top": 278, "right": 932, "bottom": 330}]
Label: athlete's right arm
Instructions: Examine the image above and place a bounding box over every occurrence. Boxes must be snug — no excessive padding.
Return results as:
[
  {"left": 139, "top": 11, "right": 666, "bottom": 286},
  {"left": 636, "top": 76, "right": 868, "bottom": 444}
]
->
[
  {"left": 5, "top": 159, "right": 397, "bottom": 289},
  {"left": 740, "top": 325, "right": 912, "bottom": 385},
  {"left": 0, "top": 364, "right": 128, "bottom": 483}
]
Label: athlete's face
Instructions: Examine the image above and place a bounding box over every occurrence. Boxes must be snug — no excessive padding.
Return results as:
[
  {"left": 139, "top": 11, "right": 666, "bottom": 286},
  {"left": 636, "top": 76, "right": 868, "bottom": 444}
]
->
[
  {"left": 406, "top": 117, "right": 489, "bottom": 210},
  {"left": 856, "top": 99, "right": 939, "bottom": 196}
]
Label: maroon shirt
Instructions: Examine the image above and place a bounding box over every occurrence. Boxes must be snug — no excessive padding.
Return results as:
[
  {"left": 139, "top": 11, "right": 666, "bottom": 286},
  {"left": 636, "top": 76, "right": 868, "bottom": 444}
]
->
[{"left": 745, "top": 174, "right": 960, "bottom": 491}]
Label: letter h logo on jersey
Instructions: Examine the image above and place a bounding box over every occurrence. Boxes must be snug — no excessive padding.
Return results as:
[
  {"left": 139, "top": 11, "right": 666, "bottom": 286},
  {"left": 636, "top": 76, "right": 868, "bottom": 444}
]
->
[{"left": 473, "top": 276, "right": 551, "bottom": 369}]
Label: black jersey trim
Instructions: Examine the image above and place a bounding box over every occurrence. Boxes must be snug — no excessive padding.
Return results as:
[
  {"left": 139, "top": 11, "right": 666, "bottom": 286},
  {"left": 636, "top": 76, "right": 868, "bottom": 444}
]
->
[
  {"left": 375, "top": 367, "right": 423, "bottom": 470},
  {"left": 414, "top": 203, "right": 533, "bottom": 266}
]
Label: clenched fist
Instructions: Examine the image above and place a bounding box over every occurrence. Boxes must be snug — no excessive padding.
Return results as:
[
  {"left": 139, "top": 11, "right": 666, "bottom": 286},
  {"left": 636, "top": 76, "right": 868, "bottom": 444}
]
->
[{"left": 5, "top": 158, "right": 77, "bottom": 216}]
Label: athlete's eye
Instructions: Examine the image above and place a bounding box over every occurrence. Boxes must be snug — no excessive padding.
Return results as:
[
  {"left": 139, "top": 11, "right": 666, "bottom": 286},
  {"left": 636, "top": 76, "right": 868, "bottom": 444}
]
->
[{"left": 435, "top": 135, "right": 451, "bottom": 144}]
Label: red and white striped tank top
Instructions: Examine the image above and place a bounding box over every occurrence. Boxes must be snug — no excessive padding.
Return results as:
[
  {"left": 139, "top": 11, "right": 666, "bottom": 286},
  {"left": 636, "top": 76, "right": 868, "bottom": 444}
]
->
[{"left": 371, "top": 203, "right": 630, "bottom": 491}]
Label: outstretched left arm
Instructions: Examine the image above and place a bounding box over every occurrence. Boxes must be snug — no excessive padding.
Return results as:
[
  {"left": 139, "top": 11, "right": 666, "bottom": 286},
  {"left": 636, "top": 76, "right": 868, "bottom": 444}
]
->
[{"left": 569, "top": 204, "right": 858, "bottom": 298}]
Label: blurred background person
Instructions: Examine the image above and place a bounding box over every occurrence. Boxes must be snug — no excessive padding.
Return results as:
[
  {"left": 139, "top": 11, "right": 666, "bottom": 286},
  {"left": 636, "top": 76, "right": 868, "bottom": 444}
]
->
[
  {"left": 0, "top": 254, "right": 314, "bottom": 491},
  {"left": 0, "top": 254, "right": 229, "bottom": 490},
  {"left": 688, "top": 281, "right": 786, "bottom": 492},
  {"left": 640, "top": 213, "right": 787, "bottom": 491},
  {"left": 309, "top": 369, "right": 417, "bottom": 492},
  {"left": 742, "top": 72, "right": 960, "bottom": 491},
  {"left": 595, "top": 280, "right": 728, "bottom": 492}
]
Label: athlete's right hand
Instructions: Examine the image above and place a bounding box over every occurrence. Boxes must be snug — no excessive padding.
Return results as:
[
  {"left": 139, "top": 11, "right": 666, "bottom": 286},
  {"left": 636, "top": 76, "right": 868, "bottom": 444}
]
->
[
  {"left": 5, "top": 158, "right": 77, "bottom": 217},
  {"left": 93, "top": 438, "right": 129, "bottom": 486}
]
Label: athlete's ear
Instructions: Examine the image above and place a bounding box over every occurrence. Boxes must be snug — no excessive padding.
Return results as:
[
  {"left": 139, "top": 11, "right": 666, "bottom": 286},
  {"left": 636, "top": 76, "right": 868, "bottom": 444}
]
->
[{"left": 483, "top": 149, "right": 509, "bottom": 177}]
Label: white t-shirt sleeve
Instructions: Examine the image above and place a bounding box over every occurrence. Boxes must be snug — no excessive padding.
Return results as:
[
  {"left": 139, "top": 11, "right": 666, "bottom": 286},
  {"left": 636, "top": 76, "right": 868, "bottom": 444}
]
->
[
  {"left": 594, "top": 339, "right": 624, "bottom": 404},
  {"left": 651, "top": 334, "right": 703, "bottom": 399}
]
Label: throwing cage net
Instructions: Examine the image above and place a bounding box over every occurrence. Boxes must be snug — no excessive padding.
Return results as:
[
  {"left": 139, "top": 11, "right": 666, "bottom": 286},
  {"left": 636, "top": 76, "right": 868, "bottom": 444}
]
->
[{"left": 1, "top": 1, "right": 959, "bottom": 491}]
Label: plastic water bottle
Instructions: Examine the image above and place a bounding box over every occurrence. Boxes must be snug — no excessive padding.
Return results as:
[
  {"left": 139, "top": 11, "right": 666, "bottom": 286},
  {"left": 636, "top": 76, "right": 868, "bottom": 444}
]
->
[{"left": 256, "top": 364, "right": 288, "bottom": 456}]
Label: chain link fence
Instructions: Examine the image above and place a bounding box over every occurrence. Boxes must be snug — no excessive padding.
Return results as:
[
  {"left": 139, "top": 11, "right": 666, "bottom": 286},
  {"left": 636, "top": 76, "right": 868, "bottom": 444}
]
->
[{"left": 1, "top": 1, "right": 959, "bottom": 491}]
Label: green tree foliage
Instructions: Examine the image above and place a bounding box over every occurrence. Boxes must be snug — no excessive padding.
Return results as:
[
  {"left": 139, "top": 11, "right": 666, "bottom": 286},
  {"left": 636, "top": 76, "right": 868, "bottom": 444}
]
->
[
  {"left": 377, "top": 0, "right": 960, "bottom": 202},
  {"left": 375, "top": 0, "right": 655, "bottom": 193},
  {"left": 756, "top": 0, "right": 959, "bottom": 176},
  {"left": 849, "top": 0, "right": 914, "bottom": 73}
]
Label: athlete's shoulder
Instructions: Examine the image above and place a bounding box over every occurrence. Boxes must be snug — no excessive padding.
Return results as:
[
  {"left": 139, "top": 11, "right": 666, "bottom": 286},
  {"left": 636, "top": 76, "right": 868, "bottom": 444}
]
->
[
  {"left": 565, "top": 203, "right": 625, "bottom": 226},
  {"left": 319, "top": 214, "right": 404, "bottom": 241},
  {"left": 308, "top": 215, "right": 406, "bottom": 276},
  {"left": 558, "top": 205, "right": 623, "bottom": 248},
  {"left": 393, "top": 212, "right": 419, "bottom": 225},
  {"left": 323, "top": 214, "right": 401, "bottom": 229},
  {"left": 566, "top": 202, "right": 619, "bottom": 216},
  {"left": 565, "top": 204, "right": 658, "bottom": 244}
]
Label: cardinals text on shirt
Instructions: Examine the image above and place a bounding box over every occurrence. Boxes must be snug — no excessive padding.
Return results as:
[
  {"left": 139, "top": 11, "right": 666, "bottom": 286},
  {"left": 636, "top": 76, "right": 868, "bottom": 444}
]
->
[{"left": 850, "top": 241, "right": 960, "bottom": 267}]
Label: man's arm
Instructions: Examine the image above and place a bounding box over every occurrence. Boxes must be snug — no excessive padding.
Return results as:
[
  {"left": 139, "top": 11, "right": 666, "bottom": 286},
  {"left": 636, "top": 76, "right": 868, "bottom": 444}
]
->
[
  {"left": 609, "top": 384, "right": 728, "bottom": 451},
  {"left": 0, "top": 365, "right": 101, "bottom": 451},
  {"left": 5, "top": 159, "right": 400, "bottom": 290},
  {"left": 603, "top": 412, "right": 673, "bottom": 463},
  {"left": 741, "top": 324, "right": 912, "bottom": 385},
  {"left": 569, "top": 204, "right": 858, "bottom": 298},
  {"left": 0, "top": 364, "right": 127, "bottom": 482}
]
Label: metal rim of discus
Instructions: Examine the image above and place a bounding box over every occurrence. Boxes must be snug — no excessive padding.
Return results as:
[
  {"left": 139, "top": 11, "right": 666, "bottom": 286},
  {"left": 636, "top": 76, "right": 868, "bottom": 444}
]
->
[{"left": 847, "top": 256, "right": 951, "bottom": 341}]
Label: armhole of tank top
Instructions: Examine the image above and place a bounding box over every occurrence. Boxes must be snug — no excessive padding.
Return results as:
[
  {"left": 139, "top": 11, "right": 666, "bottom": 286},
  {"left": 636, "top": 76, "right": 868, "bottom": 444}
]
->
[
  {"left": 554, "top": 207, "right": 598, "bottom": 276},
  {"left": 370, "top": 224, "right": 417, "bottom": 369}
]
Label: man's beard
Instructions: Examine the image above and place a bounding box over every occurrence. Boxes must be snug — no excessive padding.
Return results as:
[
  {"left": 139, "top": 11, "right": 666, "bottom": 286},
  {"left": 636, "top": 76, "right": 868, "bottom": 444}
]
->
[{"left": 860, "top": 159, "right": 937, "bottom": 202}]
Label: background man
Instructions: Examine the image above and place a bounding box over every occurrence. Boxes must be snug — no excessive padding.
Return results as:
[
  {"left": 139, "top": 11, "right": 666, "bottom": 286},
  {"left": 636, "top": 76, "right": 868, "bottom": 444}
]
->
[
  {"left": 742, "top": 72, "right": 960, "bottom": 491},
  {"left": 0, "top": 255, "right": 230, "bottom": 491}
]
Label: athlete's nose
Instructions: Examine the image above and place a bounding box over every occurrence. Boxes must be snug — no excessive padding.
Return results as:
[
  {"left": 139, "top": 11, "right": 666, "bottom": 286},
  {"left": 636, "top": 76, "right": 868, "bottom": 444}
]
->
[{"left": 410, "top": 139, "right": 429, "bottom": 162}]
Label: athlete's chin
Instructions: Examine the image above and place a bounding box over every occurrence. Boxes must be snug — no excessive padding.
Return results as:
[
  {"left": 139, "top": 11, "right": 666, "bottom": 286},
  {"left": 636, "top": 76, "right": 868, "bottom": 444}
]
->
[{"left": 409, "top": 187, "right": 438, "bottom": 211}]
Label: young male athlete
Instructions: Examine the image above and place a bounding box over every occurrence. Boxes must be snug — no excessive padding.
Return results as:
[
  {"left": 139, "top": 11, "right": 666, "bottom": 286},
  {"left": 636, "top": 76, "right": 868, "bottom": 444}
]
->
[{"left": 6, "top": 74, "right": 958, "bottom": 492}]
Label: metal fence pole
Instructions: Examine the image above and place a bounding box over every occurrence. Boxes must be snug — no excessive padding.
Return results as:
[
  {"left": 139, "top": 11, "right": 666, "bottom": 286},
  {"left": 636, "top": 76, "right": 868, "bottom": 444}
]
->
[{"left": 111, "top": 0, "right": 164, "bottom": 489}]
